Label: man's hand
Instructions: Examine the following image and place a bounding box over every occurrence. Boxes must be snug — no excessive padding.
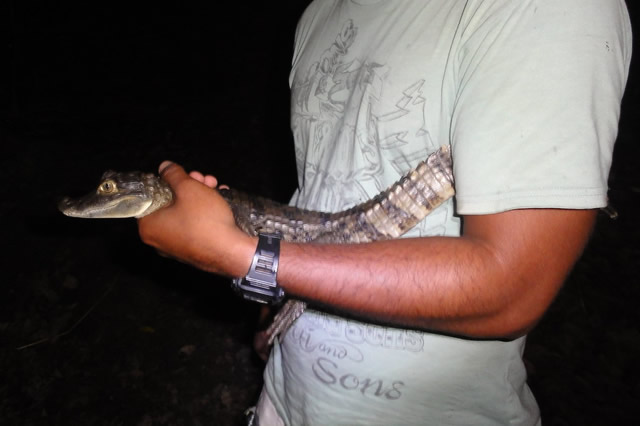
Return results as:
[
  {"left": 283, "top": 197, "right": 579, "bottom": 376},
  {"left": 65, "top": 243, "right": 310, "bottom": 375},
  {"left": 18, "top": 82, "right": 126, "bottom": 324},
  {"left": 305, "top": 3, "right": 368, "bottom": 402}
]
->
[{"left": 137, "top": 161, "right": 256, "bottom": 278}]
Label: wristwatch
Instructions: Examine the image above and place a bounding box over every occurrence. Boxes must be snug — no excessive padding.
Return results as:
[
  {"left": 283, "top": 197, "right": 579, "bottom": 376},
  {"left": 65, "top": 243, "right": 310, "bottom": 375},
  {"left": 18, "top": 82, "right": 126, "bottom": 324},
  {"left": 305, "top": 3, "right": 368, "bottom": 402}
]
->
[{"left": 231, "top": 232, "right": 284, "bottom": 304}]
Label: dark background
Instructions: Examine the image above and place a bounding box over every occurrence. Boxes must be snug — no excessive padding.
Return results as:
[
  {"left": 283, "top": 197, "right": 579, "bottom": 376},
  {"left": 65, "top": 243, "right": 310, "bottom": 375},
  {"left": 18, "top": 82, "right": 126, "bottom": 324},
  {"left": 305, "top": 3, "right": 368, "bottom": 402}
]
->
[{"left": 2, "top": 1, "right": 638, "bottom": 425}]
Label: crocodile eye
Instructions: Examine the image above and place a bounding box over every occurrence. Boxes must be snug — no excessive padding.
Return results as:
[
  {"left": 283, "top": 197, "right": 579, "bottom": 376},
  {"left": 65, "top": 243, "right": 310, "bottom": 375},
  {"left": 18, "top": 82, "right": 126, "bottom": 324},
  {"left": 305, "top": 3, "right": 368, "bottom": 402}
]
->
[{"left": 99, "top": 180, "right": 117, "bottom": 194}]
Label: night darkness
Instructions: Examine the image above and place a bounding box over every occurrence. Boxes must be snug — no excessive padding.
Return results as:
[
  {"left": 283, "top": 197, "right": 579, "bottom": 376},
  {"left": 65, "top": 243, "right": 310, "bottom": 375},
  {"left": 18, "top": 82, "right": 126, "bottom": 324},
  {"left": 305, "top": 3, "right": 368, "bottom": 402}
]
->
[{"left": 2, "top": 1, "right": 639, "bottom": 425}]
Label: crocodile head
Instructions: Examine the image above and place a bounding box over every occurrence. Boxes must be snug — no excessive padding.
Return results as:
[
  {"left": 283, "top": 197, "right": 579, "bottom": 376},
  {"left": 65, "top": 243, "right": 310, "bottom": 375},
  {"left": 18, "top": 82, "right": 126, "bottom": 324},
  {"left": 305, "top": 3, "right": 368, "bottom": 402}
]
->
[{"left": 58, "top": 170, "right": 173, "bottom": 218}]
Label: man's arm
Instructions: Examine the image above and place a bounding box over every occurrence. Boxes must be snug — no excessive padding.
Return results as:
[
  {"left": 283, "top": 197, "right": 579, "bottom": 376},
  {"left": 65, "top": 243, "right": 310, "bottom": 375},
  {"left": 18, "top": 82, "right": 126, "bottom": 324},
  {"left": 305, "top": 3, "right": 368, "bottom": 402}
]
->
[
  {"left": 139, "top": 162, "right": 596, "bottom": 340},
  {"left": 278, "top": 208, "right": 596, "bottom": 339}
]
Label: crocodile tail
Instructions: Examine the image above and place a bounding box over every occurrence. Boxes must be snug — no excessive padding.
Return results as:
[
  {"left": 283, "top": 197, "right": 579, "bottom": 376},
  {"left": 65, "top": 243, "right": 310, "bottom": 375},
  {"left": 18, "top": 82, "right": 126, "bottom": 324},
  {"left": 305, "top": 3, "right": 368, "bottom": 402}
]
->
[{"left": 318, "top": 145, "right": 455, "bottom": 243}]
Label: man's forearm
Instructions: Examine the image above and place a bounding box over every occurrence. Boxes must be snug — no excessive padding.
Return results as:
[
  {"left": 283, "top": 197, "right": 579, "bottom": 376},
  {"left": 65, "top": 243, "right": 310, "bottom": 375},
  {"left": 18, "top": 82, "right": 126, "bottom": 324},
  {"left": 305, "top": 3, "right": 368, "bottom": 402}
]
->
[
  {"left": 276, "top": 209, "right": 596, "bottom": 340},
  {"left": 278, "top": 236, "right": 519, "bottom": 338}
]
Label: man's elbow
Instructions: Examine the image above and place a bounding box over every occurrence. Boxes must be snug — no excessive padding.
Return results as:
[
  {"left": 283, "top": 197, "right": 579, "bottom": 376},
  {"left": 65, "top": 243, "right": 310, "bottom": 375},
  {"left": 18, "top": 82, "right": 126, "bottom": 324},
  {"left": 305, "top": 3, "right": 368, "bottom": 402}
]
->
[{"left": 486, "top": 292, "right": 558, "bottom": 340}]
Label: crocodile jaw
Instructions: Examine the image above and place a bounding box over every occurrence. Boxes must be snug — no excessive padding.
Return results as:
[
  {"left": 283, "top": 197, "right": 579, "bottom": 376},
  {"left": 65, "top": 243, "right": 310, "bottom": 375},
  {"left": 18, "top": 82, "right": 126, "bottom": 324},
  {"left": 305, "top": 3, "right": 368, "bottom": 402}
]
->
[{"left": 58, "top": 195, "right": 153, "bottom": 218}]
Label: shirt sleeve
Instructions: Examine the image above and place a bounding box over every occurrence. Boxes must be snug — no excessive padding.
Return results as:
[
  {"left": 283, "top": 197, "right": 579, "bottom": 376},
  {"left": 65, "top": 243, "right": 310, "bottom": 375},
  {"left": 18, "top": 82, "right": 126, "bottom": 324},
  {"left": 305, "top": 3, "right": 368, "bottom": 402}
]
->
[{"left": 450, "top": 0, "right": 632, "bottom": 215}]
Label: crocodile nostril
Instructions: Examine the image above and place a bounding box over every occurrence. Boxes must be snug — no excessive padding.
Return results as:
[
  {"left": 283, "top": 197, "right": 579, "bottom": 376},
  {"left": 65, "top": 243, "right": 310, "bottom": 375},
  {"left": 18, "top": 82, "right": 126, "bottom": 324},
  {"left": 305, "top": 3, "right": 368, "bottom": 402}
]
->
[{"left": 57, "top": 197, "right": 72, "bottom": 211}]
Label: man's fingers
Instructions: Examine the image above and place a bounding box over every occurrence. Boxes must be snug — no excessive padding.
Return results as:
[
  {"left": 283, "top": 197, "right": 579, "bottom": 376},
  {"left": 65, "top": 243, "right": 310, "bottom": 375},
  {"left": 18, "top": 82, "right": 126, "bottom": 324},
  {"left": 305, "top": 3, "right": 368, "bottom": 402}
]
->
[
  {"left": 189, "top": 170, "right": 206, "bottom": 183},
  {"left": 189, "top": 170, "right": 224, "bottom": 189},
  {"left": 189, "top": 171, "right": 220, "bottom": 189},
  {"left": 158, "top": 161, "right": 190, "bottom": 187},
  {"left": 159, "top": 160, "right": 174, "bottom": 174},
  {"left": 203, "top": 175, "right": 219, "bottom": 188}
]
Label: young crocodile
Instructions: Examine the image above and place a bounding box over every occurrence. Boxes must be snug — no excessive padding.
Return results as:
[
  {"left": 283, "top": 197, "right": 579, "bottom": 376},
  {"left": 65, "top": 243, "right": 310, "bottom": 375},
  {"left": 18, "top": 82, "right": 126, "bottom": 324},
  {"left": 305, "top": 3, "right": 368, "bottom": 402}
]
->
[{"left": 59, "top": 145, "right": 455, "bottom": 342}]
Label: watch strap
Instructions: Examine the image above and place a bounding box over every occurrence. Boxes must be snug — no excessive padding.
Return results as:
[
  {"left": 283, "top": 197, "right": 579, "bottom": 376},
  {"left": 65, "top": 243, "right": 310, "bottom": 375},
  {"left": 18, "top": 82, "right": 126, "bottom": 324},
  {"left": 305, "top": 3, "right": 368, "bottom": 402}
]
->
[{"left": 232, "top": 232, "right": 284, "bottom": 304}]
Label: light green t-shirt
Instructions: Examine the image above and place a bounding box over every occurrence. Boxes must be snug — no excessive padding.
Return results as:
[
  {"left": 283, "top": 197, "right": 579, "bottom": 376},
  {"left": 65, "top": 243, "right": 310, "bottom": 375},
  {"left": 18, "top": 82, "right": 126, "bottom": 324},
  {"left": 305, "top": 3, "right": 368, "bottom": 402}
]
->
[{"left": 264, "top": 1, "right": 632, "bottom": 425}]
